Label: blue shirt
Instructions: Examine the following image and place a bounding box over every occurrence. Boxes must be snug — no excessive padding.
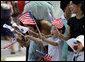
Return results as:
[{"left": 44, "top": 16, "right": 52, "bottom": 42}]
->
[
  {"left": 61, "top": 15, "right": 68, "bottom": 36},
  {"left": 28, "top": 40, "right": 41, "bottom": 61}
]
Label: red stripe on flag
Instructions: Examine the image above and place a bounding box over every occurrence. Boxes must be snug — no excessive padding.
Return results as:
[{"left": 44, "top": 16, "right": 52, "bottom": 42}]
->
[
  {"left": 52, "top": 18, "right": 64, "bottom": 29},
  {"left": 44, "top": 54, "right": 52, "bottom": 61},
  {"left": 18, "top": 12, "right": 36, "bottom": 25}
]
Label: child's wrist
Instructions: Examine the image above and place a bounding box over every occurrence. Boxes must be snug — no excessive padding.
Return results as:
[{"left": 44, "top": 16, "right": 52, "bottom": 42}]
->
[{"left": 42, "top": 37, "right": 45, "bottom": 41}]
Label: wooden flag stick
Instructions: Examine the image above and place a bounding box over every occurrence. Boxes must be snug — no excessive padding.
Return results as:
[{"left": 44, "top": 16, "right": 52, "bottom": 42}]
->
[
  {"left": 35, "top": 25, "right": 42, "bottom": 36},
  {"left": 30, "top": 11, "right": 42, "bottom": 37}
]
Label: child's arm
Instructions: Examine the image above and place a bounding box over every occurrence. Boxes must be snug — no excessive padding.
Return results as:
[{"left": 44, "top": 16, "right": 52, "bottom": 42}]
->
[
  {"left": 25, "top": 35, "right": 46, "bottom": 52},
  {"left": 41, "top": 36, "right": 58, "bottom": 46},
  {"left": 17, "top": 35, "right": 30, "bottom": 47},
  {"left": 25, "top": 35, "right": 41, "bottom": 43},
  {"left": 58, "top": 25, "right": 70, "bottom": 40},
  {"left": 28, "top": 30, "right": 51, "bottom": 38}
]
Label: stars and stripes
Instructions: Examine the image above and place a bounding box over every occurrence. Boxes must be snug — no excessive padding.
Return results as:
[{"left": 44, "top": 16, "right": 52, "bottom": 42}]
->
[
  {"left": 52, "top": 18, "right": 64, "bottom": 29},
  {"left": 47, "top": 12, "right": 64, "bottom": 29},
  {"left": 44, "top": 54, "right": 52, "bottom": 61},
  {"left": 36, "top": 50, "right": 52, "bottom": 61},
  {"left": 18, "top": 12, "right": 37, "bottom": 25}
]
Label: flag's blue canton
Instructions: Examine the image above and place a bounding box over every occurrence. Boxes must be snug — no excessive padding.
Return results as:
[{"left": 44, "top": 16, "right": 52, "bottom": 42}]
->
[
  {"left": 29, "top": 12, "right": 34, "bottom": 19},
  {"left": 47, "top": 13, "right": 54, "bottom": 22}
]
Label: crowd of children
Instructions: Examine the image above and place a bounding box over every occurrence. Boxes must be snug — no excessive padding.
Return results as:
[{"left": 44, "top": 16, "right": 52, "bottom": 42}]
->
[{"left": 1, "top": 1, "right": 84, "bottom": 61}]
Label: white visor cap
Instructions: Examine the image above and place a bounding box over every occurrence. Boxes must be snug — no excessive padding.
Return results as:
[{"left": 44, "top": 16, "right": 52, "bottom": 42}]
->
[{"left": 76, "top": 35, "right": 84, "bottom": 47}]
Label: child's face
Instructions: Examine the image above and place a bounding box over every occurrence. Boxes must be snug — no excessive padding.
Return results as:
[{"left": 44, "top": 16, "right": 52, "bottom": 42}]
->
[
  {"left": 78, "top": 42, "right": 84, "bottom": 52},
  {"left": 28, "top": 27, "right": 38, "bottom": 36},
  {"left": 51, "top": 26, "right": 59, "bottom": 38}
]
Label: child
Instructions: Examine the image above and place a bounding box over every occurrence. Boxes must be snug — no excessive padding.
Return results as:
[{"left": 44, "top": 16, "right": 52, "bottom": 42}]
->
[
  {"left": 25, "top": 24, "right": 65, "bottom": 61},
  {"left": 66, "top": 35, "right": 84, "bottom": 61},
  {"left": 41, "top": 25, "right": 65, "bottom": 61},
  {"left": 74, "top": 35, "right": 84, "bottom": 61},
  {"left": 25, "top": 19, "right": 48, "bottom": 61}
]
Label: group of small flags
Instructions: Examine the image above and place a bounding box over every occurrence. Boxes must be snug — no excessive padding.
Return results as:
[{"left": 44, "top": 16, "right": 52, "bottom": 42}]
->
[
  {"left": 2, "top": 11, "right": 64, "bottom": 61},
  {"left": 18, "top": 12, "right": 64, "bottom": 29}
]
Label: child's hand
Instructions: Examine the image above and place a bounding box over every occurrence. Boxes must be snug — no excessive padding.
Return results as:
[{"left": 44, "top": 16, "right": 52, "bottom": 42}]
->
[
  {"left": 37, "top": 33, "right": 42, "bottom": 39},
  {"left": 58, "top": 33, "right": 64, "bottom": 40},
  {"left": 44, "top": 54, "right": 52, "bottom": 61},
  {"left": 25, "top": 35, "right": 29, "bottom": 38},
  {"left": 17, "top": 35, "right": 22, "bottom": 40},
  {"left": 25, "top": 35, "right": 30, "bottom": 40},
  {"left": 40, "top": 36, "right": 46, "bottom": 40},
  {"left": 17, "top": 35, "right": 30, "bottom": 47}
]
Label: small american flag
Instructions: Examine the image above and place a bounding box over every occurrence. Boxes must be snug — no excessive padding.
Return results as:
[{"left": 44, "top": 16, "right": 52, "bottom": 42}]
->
[
  {"left": 36, "top": 50, "right": 52, "bottom": 61},
  {"left": 18, "top": 12, "right": 37, "bottom": 25},
  {"left": 47, "top": 13, "right": 64, "bottom": 29},
  {"left": 52, "top": 18, "right": 64, "bottom": 29},
  {"left": 44, "top": 54, "right": 52, "bottom": 61}
]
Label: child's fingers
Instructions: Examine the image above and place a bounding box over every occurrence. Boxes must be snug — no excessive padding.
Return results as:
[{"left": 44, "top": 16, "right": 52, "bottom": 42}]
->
[
  {"left": 38, "top": 33, "right": 42, "bottom": 38},
  {"left": 25, "top": 35, "right": 29, "bottom": 38},
  {"left": 59, "top": 33, "right": 64, "bottom": 40},
  {"left": 41, "top": 36, "right": 45, "bottom": 40}
]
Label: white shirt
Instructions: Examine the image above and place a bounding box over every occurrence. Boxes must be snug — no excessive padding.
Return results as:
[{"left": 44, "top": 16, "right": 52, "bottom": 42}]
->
[
  {"left": 73, "top": 51, "right": 84, "bottom": 61},
  {"left": 42, "top": 37, "right": 64, "bottom": 61}
]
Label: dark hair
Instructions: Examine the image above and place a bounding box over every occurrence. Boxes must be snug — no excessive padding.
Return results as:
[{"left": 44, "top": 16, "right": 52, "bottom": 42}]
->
[
  {"left": 77, "top": 40, "right": 84, "bottom": 51},
  {"left": 58, "top": 25, "right": 65, "bottom": 34},
  {"left": 72, "top": 1, "right": 84, "bottom": 14},
  {"left": 60, "top": 1, "right": 70, "bottom": 12}
]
